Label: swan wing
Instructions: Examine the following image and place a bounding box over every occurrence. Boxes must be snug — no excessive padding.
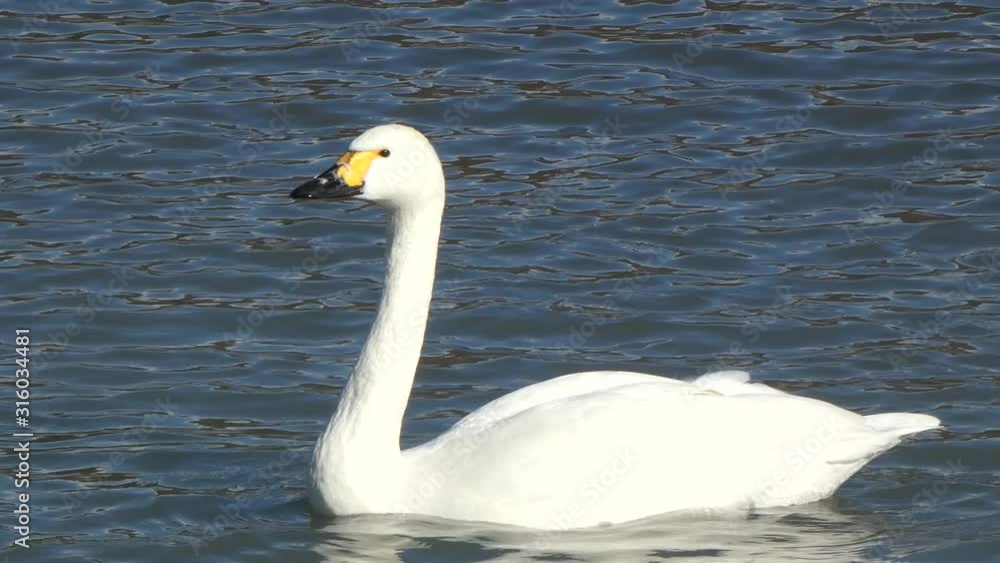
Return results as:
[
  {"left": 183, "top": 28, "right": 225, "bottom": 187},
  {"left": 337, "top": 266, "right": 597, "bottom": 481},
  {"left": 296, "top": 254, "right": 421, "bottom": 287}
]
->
[
  {"left": 404, "top": 372, "right": 938, "bottom": 528},
  {"left": 436, "top": 370, "right": 769, "bottom": 437}
]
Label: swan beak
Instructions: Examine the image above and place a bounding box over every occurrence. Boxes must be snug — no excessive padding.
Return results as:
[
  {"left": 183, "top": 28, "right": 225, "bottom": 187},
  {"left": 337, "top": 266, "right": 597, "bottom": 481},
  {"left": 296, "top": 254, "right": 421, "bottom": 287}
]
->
[
  {"left": 290, "top": 150, "right": 378, "bottom": 200},
  {"left": 290, "top": 167, "right": 356, "bottom": 199}
]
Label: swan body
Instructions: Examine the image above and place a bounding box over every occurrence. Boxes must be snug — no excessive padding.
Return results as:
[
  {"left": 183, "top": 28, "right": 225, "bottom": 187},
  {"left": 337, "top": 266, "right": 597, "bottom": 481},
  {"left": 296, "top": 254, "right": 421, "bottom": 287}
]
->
[{"left": 290, "top": 124, "right": 940, "bottom": 530}]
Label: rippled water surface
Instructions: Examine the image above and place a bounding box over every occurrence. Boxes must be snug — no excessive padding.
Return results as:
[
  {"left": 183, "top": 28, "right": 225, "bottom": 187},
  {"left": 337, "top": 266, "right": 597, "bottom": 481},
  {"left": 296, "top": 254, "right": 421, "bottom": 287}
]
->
[{"left": 1, "top": 1, "right": 998, "bottom": 562}]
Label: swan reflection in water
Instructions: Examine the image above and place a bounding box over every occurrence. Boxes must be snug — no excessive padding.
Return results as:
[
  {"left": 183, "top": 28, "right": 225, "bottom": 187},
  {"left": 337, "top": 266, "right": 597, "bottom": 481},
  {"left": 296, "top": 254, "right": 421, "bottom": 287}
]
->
[{"left": 311, "top": 502, "right": 892, "bottom": 563}]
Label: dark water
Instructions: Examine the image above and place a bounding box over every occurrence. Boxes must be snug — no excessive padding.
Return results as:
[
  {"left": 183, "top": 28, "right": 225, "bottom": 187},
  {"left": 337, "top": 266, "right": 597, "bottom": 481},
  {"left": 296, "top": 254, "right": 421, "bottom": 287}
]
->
[{"left": 1, "top": 1, "right": 998, "bottom": 561}]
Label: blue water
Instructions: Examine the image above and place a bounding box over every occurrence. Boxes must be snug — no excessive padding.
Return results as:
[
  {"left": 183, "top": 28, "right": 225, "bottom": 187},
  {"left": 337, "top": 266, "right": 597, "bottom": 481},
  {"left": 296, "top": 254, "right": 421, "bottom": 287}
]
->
[{"left": 1, "top": 1, "right": 998, "bottom": 562}]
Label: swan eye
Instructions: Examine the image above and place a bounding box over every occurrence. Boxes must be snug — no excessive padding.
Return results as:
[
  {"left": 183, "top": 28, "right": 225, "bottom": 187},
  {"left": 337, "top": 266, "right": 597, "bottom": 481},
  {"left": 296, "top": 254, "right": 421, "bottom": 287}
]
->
[{"left": 379, "top": 149, "right": 391, "bottom": 158}]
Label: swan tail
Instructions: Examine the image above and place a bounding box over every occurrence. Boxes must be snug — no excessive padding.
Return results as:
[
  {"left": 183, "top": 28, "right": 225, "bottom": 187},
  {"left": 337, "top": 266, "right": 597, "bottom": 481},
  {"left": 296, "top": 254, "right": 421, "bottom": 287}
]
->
[
  {"left": 693, "top": 372, "right": 942, "bottom": 438},
  {"left": 692, "top": 371, "right": 940, "bottom": 466},
  {"left": 863, "top": 412, "right": 941, "bottom": 439},
  {"left": 820, "top": 412, "right": 940, "bottom": 466}
]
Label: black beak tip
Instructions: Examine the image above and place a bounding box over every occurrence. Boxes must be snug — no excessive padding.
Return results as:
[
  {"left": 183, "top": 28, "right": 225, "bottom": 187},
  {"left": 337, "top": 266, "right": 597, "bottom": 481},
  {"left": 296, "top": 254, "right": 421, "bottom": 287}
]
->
[
  {"left": 289, "top": 176, "right": 358, "bottom": 201},
  {"left": 290, "top": 177, "right": 330, "bottom": 200},
  {"left": 289, "top": 184, "right": 314, "bottom": 199}
]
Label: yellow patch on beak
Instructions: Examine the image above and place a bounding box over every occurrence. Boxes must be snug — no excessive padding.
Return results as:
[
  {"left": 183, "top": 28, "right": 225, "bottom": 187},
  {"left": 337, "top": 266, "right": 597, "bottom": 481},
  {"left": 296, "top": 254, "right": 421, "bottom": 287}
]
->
[{"left": 334, "top": 150, "right": 383, "bottom": 188}]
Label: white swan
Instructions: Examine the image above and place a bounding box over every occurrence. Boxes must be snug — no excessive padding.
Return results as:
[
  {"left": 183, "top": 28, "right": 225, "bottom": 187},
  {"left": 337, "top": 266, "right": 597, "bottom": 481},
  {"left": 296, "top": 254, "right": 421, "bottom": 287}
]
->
[{"left": 289, "top": 123, "right": 940, "bottom": 530}]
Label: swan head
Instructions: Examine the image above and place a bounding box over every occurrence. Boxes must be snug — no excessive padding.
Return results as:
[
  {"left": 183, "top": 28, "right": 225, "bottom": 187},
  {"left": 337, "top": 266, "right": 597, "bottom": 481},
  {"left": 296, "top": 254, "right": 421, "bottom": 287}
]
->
[{"left": 290, "top": 124, "right": 444, "bottom": 209}]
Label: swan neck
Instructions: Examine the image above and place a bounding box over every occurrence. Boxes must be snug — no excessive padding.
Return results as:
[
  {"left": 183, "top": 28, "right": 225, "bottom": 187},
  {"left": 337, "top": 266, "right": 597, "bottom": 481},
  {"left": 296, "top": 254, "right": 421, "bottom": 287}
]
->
[{"left": 329, "top": 200, "right": 442, "bottom": 456}]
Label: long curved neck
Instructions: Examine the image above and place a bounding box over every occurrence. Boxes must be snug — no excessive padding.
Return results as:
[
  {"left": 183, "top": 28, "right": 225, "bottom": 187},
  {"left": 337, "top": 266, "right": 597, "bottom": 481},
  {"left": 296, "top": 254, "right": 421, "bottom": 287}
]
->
[{"left": 327, "top": 199, "right": 443, "bottom": 458}]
